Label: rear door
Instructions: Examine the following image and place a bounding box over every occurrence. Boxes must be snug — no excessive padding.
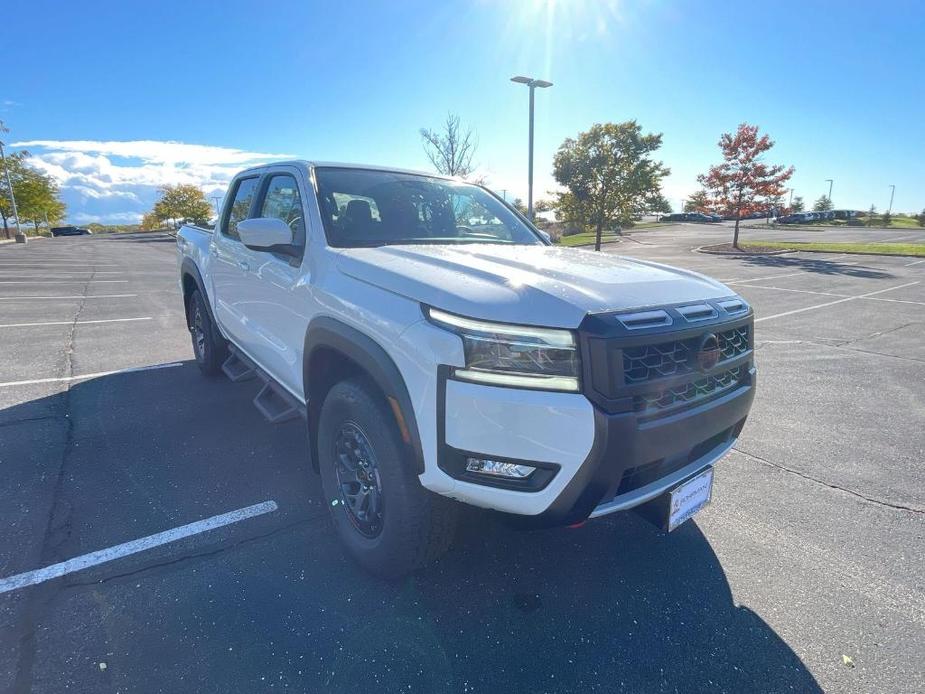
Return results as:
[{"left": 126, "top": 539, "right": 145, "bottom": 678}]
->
[
  {"left": 233, "top": 167, "right": 312, "bottom": 397},
  {"left": 210, "top": 175, "right": 261, "bottom": 348}
]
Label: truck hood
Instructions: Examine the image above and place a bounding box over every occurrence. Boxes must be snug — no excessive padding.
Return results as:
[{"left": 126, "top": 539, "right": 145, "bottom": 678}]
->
[{"left": 336, "top": 243, "right": 733, "bottom": 328}]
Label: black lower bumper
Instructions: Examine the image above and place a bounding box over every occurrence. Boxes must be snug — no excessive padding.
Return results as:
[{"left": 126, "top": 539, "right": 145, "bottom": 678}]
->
[{"left": 509, "top": 366, "right": 757, "bottom": 529}]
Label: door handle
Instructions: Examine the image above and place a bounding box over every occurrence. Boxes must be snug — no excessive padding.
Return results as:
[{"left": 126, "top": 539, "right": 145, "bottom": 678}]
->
[
  {"left": 238, "top": 260, "right": 250, "bottom": 272},
  {"left": 209, "top": 246, "right": 218, "bottom": 256}
]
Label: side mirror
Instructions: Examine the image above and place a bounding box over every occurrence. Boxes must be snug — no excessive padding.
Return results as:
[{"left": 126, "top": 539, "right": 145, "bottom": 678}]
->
[
  {"left": 537, "top": 229, "right": 552, "bottom": 244},
  {"left": 237, "top": 217, "right": 296, "bottom": 254}
]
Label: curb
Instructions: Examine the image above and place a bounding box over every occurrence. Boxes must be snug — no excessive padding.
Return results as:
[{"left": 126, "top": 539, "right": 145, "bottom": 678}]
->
[
  {"left": 694, "top": 243, "right": 792, "bottom": 256},
  {"left": 695, "top": 243, "right": 925, "bottom": 260}
]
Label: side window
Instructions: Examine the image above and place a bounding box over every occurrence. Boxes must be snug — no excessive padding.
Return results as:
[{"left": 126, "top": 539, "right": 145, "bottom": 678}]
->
[
  {"left": 260, "top": 175, "right": 305, "bottom": 247},
  {"left": 222, "top": 177, "right": 259, "bottom": 240}
]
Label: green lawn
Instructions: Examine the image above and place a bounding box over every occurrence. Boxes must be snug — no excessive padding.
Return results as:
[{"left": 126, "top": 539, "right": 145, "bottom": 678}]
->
[
  {"left": 555, "top": 222, "right": 668, "bottom": 247},
  {"left": 742, "top": 240, "right": 925, "bottom": 257},
  {"left": 762, "top": 216, "right": 923, "bottom": 230},
  {"left": 556, "top": 231, "right": 624, "bottom": 247}
]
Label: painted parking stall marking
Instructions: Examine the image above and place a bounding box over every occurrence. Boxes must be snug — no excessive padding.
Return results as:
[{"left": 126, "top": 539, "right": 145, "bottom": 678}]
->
[
  {"left": 0, "top": 361, "right": 182, "bottom": 388},
  {"left": 0, "top": 317, "right": 154, "bottom": 329},
  {"left": 0, "top": 501, "right": 279, "bottom": 594}
]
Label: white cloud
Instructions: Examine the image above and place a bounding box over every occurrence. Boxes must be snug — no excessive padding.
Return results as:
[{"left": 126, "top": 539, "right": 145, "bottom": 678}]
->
[{"left": 11, "top": 139, "right": 295, "bottom": 225}]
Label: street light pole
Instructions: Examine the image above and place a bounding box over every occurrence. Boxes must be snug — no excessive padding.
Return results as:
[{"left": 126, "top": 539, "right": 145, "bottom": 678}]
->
[
  {"left": 825, "top": 178, "right": 833, "bottom": 205},
  {"left": 510, "top": 75, "right": 553, "bottom": 220},
  {"left": 0, "top": 139, "right": 26, "bottom": 244},
  {"left": 788, "top": 188, "right": 793, "bottom": 208},
  {"left": 887, "top": 185, "right": 895, "bottom": 215}
]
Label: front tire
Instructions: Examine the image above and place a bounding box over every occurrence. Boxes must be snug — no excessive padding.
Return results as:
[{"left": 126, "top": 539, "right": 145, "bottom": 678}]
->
[
  {"left": 187, "top": 289, "right": 226, "bottom": 376},
  {"left": 318, "top": 377, "right": 457, "bottom": 578}
]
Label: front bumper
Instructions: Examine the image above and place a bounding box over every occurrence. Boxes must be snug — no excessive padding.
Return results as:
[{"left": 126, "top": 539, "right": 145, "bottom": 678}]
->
[{"left": 436, "top": 364, "right": 755, "bottom": 525}]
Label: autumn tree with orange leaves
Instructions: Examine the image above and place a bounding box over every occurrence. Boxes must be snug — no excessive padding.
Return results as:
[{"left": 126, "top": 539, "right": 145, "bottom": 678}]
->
[{"left": 698, "top": 124, "right": 793, "bottom": 248}]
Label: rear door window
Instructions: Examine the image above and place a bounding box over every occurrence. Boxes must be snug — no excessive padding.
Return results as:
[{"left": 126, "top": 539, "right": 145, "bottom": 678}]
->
[{"left": 222, "top": 177, "right": 259, "bottom": 240}]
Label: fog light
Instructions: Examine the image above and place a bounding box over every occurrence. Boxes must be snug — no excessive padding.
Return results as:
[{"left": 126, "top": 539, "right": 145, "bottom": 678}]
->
[{"left": 465, "top": 457, "right": 535, "bottom": 479}]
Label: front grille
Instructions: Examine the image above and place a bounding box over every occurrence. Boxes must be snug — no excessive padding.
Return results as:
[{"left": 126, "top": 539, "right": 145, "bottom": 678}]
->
[
  {"left": 623, "top": 326, "right": 750, "bottom": 385},
  {"left": 634, "top": 366, "right": 743, "bottom": 415}
]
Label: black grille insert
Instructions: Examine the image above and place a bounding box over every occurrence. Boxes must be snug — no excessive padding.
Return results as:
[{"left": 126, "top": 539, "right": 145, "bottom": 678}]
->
[
  {"left": 623, "top": 326, "right": 749, "bottom": 385},
  {"left": 634, "top": 366, "right": 744, "bottom": 415}
]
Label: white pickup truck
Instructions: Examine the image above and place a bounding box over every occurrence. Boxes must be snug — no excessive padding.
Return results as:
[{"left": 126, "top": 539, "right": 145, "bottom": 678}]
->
[{"left": 177, "top": 161, "right": 755, "bottom": 577}]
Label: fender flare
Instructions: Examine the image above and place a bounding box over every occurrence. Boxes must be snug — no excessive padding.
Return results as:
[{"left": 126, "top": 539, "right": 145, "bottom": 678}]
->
[
  {"left": 304, "top": 317, "right": 425, "bottom": 474},
  {"left": 179, "top": 258, "right": 218, "bottom": 329}
]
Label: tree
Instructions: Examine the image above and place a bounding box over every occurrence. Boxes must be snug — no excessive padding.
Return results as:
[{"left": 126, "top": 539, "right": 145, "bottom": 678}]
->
[
  {"left": 791, "top": 196, "right": 804, "bottom": 212},
  {"left": 16, "top": 167, "right": 66, "bottom": 233},
  {"left": 697, "top": 123, "right": 794, "bottom": 248},
  {"left": 0, "top": 150, "right": 29, "bottom": 238},
  {"left": 140, "top": 211, "right": 162, "bottom": 230},
  {"left": 0, "top": 146, "right": 65, "bottom": 236},
  {"left": 917, "top": 209, "right": 925, "bottom": 227},
  {"left": 881, "top": 210, "right": 892, "bottom": 227},
  {"left": 553, "top": 121, "right": 669, "bottom": 251},
  {"left": 420, "top": 113, "right": 478, "bottom": 178},
  {"left": 151, "top": 184, "right": 213, "bottom": 228},
  {"left": 684, "top": 190, "right": 711, "bottom": 213},
  {"left": 813, "top": 195, "right": 833, "bottom": 212},
  {"left": 646, "top": 192, "right": 672, "bottom": 216}
]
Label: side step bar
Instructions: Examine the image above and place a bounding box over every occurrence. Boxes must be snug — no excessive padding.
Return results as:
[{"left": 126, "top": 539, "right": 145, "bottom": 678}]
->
[
  {"left": 222, "top": 344, "right": 306, "bottom": 424},
  {"left": 221, "top": 350, "right": 257, "bottom": 382}
]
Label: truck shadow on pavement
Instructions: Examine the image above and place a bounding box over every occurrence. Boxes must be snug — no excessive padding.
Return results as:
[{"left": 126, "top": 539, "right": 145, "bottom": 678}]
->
[
  {"left": 730, "top": 253, "right": 893, "bottom": 279},
  {"left": 1, "top": 362, "right": 821, "bottom": 694}
]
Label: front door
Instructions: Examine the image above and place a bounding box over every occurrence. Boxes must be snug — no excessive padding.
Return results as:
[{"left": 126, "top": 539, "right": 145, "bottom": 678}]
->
[{"left": 234, "top": 168, "right": 311, "bottom": 398}]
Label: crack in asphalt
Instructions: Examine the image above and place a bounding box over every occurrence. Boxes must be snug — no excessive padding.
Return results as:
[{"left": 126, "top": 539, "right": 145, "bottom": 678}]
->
[
  {"left": 755, "top": 336, "right": 925, "bottom": 365},
  {"left": 12, "top": 268, "right": 94, "bottom": 694},
  {"left": 733, "top": 447, "right": 924, "bottom": 515},
  {"left": 61, "top": 514, "right": 327, "bottom": 591}
]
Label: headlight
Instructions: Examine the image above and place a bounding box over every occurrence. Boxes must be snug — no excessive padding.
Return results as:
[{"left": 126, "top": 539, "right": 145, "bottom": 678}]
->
[{"left": 426, "top": 307, "right": 580, "bottom": 392}]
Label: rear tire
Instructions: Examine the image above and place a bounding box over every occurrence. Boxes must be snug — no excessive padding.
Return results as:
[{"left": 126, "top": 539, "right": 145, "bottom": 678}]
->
[
  {"left": 188, "top": 289, "right": 226, "bottom": 376},
  {"left": 318, "top": 377, "right": 457, "bottom": 578}
]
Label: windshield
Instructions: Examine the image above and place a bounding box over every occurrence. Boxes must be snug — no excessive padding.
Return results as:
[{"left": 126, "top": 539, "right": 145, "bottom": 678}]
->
[{"left": 313, "top": 167, "right": 544, "bottom": 248}]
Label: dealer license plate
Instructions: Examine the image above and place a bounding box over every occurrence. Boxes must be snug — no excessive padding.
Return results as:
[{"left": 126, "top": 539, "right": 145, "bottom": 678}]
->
[{"left": 668, "top": 468, "right": 714, "bottom": 531}]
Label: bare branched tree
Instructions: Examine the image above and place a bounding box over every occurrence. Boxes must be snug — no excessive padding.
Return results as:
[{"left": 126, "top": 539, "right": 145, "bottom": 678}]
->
[{"left": 420, "top": 113, "right": 478, "bottom": 178}]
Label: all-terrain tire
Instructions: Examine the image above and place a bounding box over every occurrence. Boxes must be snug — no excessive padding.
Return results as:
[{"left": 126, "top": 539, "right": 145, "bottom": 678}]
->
[
  {"left": 187, "top": 289, "right": 227, "bottom": 376},
  {"left": 318, "top": 377, "right": 457, "bottom": 578}
]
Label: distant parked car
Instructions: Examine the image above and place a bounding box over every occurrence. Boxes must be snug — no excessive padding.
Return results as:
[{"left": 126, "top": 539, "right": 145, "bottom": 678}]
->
[
  {"left": 686, "top": 212, "right": 715, "bottom": 223},
  {"left": 708, "top": 213, "right": 722, "bottom": 222},
  {"left": 776, "top": 214, "right": 798, "bottom": 225},
  {"left": 661, "top": 213, "right": 689, "bottom": 222},
  {"left": 51, "top": 226, "right": 92, "bottom": 237}
]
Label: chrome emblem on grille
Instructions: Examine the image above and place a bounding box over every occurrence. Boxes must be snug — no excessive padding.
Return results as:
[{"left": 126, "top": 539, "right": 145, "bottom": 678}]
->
[{"left": 695, "top": 333, "right": 721, "bottom": 372}]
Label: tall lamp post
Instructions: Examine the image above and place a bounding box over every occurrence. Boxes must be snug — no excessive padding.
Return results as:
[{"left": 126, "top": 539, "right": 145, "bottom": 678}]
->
[
  {"left": 887, "top": 185, "right": 895, "bottom": 215},
  {"left": 825, "top": 178, "right": 833, "bottom": 206},
  {"left": 510, "top": 75, "right": 553, "bottom": 220},
  {"left": 0, "top": 138, "right": 26, "bottom": 244}
]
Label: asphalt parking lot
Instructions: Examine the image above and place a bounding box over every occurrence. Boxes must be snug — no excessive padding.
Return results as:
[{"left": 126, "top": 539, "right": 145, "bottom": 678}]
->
[{"left": 1, "top": 227, "right": 923, "bottom": 693}]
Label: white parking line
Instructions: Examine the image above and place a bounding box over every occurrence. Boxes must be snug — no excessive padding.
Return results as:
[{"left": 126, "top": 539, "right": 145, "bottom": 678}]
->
[
  {"left": 729, "top": 271, "right": 807, "bottom": 284},
  {"left": 755, "top": 282, "right": 920, "bottom": 323},
  {"left": 0, "top": 293, "right": 137, "bottom": 300},
  {"left": 0, "top": 317, "right": 153, "bottom": 329},
  {"left": 742, "top": 283, "right": 925, "bottom": 307},
  {"left": 0, "top": 361, "right": 182, "bottom": 388},
  {"left": 906, "top": 259, "right": 925, "bottom": 267},
  {"left": 0, "top": 273, "right": 126, "bottom": 277},
  {"left": 0, "top": 280, "right": 129, "bottom": 284},
  {"left": 0, "top": 501, "right": 279, "bottom": 594}
]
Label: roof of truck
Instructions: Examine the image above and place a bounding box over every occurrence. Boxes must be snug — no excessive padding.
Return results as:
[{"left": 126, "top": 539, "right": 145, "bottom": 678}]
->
[{"left": 236, "top": 160, "right": 457, "bottom": 181}]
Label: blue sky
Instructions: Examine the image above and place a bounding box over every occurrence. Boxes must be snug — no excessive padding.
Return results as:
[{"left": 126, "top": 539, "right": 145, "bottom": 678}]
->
[{"left": 3, "top": 0, "right": 923, "bottom": 224}]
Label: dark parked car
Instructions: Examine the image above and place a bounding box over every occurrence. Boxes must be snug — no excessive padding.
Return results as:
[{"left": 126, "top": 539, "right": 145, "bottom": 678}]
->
[
  {"left": 660, "top": 213, "right": 689, "bottom": 222},
  {"left": 686, "top": 212, "right": 715, "bottom": 223},
  {"left": 51, "top": 226, "right": 92, "bottom": 236}
]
